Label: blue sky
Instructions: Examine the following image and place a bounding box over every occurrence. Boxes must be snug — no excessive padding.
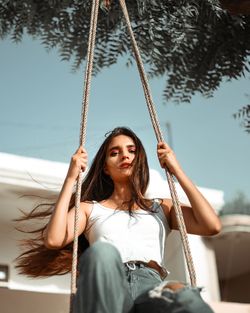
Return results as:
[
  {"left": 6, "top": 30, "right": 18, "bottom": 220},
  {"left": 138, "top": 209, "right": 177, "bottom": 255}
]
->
[{"left": 1, "top": 35, "right": 250, "bottom": 202}]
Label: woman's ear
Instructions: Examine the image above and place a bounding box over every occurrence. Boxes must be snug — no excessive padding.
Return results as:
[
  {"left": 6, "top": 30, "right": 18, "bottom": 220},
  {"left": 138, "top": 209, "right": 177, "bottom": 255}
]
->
[{"left": 103, "top": 165, "right": 109, "bottom": 175}]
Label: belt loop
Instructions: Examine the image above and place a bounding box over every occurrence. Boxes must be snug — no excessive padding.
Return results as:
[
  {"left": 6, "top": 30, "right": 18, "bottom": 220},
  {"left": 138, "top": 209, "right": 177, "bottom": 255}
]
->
[{"left": 125, "top": 262, "right": 136, "bottom": 271}]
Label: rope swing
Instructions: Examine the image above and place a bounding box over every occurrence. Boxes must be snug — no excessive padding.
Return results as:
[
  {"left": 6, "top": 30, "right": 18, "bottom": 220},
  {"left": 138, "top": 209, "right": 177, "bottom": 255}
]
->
[
  {"left": 71, "top": 0, "right": 196, "bottom": 309},
  {"left": 70, "top": 0, "right": 100, "bottom": 304}
]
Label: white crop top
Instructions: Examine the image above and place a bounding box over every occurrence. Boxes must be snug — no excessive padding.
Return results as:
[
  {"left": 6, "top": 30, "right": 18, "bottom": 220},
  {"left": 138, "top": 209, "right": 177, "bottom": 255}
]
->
[{"left": 84, "top": 201, "right": 171, "bottom": 272}]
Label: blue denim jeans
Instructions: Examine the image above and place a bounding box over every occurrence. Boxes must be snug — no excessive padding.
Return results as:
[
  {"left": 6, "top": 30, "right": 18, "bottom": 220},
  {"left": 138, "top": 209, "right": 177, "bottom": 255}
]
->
[{"left": 73, "top": 241, "right": 214, "bottom": 313}]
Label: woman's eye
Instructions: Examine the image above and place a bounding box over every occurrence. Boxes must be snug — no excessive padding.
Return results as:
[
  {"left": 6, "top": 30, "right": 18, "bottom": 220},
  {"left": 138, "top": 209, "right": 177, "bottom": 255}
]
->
[
  {"left": 110, "top": 151, "right": 118, "bottom": 156},
  {"left": 129, "top": 149, "right": 136, "bottom": 154}
]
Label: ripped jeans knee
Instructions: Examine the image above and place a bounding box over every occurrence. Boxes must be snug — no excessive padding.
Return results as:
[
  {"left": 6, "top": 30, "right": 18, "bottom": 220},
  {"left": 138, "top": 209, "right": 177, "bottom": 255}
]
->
[
  {"left": 149, "top": 280, "right": 188, "bottom": 303},
  {"left": 135, "top": 280, "right": 214, "bottom": 313}
]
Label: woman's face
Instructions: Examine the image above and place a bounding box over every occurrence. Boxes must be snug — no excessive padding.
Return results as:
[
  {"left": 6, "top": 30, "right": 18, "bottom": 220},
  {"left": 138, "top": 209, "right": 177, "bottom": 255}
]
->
[{"left": 104, "top": 134, "right": 136, "bottom": 182}]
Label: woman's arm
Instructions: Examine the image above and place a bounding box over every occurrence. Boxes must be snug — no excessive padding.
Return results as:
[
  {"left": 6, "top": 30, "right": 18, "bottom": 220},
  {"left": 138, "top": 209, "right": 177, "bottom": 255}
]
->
[
  {"left": 43, "top": 146, "right": 89, "bottom": 249},
  {"left": 157, "top": 142, "right": 222, "bottom": 236}
]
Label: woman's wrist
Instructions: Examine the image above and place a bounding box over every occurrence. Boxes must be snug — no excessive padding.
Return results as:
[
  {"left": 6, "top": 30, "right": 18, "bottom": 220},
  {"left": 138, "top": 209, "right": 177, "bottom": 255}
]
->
[
  {"left": 172, "top": 167, "right": 194, "bottom": 191},
  {"left": 169, "top": 165, "right": 185, "bottom": 179},
  {"left": 65, "top": 175, "right": 77, "bottom": 184}
]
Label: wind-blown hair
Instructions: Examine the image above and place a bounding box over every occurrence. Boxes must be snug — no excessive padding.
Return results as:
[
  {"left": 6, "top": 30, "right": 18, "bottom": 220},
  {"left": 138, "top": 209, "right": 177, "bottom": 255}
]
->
[{"left": 15, "top": 127, "right": 154, "bottom": 277}]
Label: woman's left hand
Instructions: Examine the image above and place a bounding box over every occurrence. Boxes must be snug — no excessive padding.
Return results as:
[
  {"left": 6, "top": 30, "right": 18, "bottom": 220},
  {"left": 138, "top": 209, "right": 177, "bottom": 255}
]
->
[{"left": 157, "top": 142, "right": 182, "bottom": 175}]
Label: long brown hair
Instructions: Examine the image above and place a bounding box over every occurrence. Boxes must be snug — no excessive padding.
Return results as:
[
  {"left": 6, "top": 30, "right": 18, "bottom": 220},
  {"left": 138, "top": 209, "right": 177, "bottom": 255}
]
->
[{"left": 15, "top": 127, "right": 154, "bottom": 277}]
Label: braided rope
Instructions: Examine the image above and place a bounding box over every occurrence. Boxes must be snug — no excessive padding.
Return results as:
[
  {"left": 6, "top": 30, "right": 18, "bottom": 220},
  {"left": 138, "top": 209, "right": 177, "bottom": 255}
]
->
[
  {"left": 70, "top": 0, "right": 100, "bottom": 310},
  {"left": 119, "top": 0, "right": 196, "bottom": 287}
]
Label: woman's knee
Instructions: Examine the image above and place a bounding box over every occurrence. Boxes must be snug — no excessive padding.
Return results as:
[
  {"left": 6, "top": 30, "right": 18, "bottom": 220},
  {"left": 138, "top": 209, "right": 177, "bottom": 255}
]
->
[
  {"left": 135, "top": 281, "right": 214, "bottom": 313},
  {"left": 163, "top": 281, "right": 185, "bottom": 292}
]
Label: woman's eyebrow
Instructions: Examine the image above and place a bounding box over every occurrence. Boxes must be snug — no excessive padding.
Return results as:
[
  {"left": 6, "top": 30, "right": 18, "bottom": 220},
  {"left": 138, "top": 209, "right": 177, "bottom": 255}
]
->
[
  {"left": 108, "top": 144, "right": 135, "bottom": 152},
  {"left": 108, "top": 145, "right": 119, "bottom": 152}
]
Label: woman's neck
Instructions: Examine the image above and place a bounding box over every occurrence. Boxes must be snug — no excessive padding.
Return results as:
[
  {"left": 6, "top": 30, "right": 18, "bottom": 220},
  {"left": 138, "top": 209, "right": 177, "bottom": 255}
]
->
[
  {"left": 111, "top": 183, "right": 131, "bottom": 201},
  {"left": 105, "top": 182, "right": 133, "bottom": 209}
]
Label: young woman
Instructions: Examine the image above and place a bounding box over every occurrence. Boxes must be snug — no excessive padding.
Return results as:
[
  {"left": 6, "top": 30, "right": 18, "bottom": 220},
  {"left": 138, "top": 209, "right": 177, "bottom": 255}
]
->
[{"left": 16, "top": 127, "right": 221, "bottom": 313}]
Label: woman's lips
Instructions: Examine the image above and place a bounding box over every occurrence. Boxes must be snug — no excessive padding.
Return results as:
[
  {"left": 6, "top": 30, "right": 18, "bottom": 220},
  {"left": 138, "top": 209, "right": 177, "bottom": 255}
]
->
[{"left": 119, "top": 163, "right": 131, "bottom": 169}]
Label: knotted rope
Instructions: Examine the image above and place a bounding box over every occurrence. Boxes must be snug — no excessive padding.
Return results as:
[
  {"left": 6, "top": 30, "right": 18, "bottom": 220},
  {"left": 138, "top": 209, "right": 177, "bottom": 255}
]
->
[
  {"left": 70, "top": 0, "right": 100, "bottom": 310},
  {"left": 70, "top": 0, "right": 196, "bottom": 309}
]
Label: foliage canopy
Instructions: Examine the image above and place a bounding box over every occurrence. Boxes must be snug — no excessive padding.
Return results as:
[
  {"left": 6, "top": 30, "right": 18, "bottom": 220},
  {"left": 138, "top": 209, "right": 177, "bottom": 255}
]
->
[
  {"left": 233, "top": 102, "right": 250, "bottom": 133},
  {"left": 0, "top": 0, "right": 250, "bottom": 110}
]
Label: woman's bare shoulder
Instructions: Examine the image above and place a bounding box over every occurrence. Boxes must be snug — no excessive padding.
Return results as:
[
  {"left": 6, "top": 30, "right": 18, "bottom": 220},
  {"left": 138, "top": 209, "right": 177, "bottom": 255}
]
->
[
  {"left": 157, "top": 198, "right": 172, "bottom": 222},
  {"left": 161, "top": 198, "right": 172, "bottom": 210},
  {"left": 80, "top": 201, "right": 94, "bottom": 216}
]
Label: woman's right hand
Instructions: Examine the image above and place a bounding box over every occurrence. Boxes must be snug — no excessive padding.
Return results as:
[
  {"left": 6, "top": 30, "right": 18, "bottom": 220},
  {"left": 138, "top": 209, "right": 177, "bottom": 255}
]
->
[
  {"left": 66, "top": 146, "right": 88, "bottom": 181},
  {"left": 44, "top": 146, "right": 88, "bottom": 249}
]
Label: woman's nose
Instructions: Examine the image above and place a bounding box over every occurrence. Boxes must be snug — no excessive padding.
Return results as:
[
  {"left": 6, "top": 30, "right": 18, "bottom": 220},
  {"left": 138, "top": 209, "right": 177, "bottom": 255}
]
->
[{"left": 121, "top": 152, "right": 129, "bottom": 160}]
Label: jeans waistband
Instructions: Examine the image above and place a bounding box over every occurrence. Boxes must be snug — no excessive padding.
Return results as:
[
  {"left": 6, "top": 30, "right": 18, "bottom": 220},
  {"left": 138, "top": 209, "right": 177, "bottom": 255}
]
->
[
  {"left": 124, "top": 260, "right": 166, "bottom": 279},
  {"left": 124, "top": 261, "right": 146, "bottom": 271}
]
